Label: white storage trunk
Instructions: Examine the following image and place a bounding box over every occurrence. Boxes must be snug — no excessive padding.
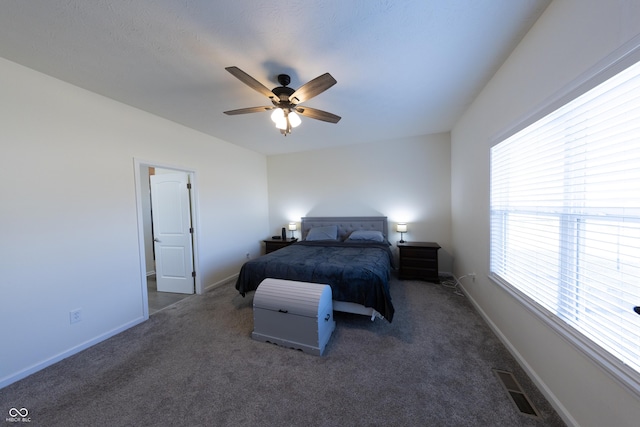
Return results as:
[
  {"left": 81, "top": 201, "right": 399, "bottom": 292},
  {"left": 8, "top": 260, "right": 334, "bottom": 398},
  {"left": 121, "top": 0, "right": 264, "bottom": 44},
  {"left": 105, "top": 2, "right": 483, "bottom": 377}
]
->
[{"left": 252, "top": 278, "right": 335, "bottom": 356}]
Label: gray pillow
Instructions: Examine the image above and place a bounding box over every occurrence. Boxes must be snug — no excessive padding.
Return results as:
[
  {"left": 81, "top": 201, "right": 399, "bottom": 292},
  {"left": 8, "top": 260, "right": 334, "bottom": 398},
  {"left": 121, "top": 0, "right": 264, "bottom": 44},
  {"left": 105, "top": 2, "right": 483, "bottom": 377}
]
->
[
  {"left": 306, "top": 225, "right": 339, "bottom": 241},
  {"left": 345, "top": 230, "right": 385, "bottom": 242}
]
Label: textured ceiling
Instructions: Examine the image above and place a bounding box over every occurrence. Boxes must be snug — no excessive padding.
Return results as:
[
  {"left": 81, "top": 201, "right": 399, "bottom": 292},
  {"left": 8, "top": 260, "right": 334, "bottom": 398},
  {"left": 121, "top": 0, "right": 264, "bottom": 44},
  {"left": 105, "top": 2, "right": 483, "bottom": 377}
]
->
[{"left": 0, "top": 0, "right": 551, "bottom": 155}]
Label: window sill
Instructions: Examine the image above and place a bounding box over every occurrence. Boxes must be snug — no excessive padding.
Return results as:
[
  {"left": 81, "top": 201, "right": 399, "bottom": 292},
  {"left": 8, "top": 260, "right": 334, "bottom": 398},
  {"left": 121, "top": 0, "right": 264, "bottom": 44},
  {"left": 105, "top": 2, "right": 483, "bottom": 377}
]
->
[{"left": 489, "top": 273, "right": 640, "bottom": 400}]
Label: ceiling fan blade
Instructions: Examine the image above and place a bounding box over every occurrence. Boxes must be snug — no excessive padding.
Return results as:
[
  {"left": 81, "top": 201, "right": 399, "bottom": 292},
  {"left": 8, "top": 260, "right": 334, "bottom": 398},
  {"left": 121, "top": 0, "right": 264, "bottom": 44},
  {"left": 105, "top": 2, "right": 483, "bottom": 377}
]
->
[
  {"left": 289, "top": 73, "right": 337, "bottom": 104},
  {"left": 224, "top": 106, "right": 274, "bottom": 115},
  {"left": 294, "top": 106, "right": 341, "bottom": 123},
  {"left": 225, "top": 66, "right": 278, "bottom": 101}
]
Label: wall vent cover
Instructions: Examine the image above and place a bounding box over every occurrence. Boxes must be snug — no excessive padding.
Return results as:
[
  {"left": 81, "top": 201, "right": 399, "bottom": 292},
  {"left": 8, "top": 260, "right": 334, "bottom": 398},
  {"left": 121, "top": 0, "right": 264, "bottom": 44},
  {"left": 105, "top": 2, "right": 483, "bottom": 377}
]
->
[{"left": 493, "top": 369, "right": 540, "bottom": 418}]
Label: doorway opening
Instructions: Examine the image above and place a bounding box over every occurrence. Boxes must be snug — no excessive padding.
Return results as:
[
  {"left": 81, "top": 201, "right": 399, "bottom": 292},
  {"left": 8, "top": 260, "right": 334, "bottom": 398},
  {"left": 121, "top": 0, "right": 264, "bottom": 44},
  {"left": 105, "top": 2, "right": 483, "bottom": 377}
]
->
[{"left": 134, "top": 159, "right": 201, "bottom": 318}]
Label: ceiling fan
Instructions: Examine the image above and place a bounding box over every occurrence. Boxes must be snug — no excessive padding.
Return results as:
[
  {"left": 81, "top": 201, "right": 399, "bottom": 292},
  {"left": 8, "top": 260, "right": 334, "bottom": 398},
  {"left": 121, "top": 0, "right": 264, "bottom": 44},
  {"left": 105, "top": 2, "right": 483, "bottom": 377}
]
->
[{"left": 223, "top": 66, "right": 341, "bottom": 136}]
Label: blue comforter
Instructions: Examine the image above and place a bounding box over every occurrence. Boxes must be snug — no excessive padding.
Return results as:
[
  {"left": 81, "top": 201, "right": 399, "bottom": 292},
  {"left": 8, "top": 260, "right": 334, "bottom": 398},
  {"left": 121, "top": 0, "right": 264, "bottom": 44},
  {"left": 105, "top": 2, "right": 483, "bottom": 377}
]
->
[{"left": 235, "top": 241, "right": 395, "bottom": 322}]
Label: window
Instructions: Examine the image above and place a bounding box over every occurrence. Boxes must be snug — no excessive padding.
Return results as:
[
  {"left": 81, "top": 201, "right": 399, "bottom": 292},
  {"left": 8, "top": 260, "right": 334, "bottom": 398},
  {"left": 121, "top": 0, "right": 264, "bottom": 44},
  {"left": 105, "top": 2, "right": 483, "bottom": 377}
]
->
[{"left": 490, "top": 57, "right": 640, "bottom": 391}]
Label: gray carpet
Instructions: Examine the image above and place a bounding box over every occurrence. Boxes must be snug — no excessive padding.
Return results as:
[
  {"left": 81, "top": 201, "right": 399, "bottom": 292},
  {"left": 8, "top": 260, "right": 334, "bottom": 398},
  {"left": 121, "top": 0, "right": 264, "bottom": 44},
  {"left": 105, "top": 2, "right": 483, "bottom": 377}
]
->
[{"left": 0, "top": 276, "right": 565, "bottom": 426}]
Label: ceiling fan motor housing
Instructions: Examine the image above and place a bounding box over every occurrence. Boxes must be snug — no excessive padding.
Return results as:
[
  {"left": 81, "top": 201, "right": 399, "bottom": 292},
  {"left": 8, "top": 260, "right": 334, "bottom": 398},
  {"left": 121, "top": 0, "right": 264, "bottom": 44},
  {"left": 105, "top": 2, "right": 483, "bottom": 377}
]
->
[{"left": 272, "top": 85, "right": 295, "bottom": 103}]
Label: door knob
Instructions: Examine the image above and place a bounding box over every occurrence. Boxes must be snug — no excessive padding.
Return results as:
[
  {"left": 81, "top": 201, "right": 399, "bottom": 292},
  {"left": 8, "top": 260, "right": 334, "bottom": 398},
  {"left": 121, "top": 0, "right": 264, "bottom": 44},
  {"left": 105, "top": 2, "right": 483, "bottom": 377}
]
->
[{"left": 154, "top": 238, "right": 161, "bottom": 242}]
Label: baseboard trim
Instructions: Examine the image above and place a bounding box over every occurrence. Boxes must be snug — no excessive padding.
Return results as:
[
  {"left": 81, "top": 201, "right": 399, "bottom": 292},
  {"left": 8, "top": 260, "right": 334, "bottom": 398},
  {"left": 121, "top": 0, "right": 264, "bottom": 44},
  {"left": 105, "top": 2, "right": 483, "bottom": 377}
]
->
[
  {"left": 459, "top": 285, "right": 579, "bottom": 427},
  {"left": 0, "top": 316, "right": 146, "bottom": 389},
  {"left": 204, "top": 273, "right": 239, "bottom": 292}
]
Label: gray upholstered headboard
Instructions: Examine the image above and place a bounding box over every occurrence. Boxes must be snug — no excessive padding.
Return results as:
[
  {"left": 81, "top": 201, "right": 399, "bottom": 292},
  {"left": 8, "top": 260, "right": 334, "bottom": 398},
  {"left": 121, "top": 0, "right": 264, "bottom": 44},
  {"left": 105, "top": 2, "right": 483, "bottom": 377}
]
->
[{"left": 300, "top": 216, "right": 388, "bottom": 241}]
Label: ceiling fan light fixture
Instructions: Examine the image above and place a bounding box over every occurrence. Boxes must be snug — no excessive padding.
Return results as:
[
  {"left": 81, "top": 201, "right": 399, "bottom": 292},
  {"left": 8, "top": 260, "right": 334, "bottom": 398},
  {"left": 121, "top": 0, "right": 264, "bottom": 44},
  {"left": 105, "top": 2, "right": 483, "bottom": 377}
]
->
[{"left": 271, "top": 108, "right": 300, "bottom": 133}]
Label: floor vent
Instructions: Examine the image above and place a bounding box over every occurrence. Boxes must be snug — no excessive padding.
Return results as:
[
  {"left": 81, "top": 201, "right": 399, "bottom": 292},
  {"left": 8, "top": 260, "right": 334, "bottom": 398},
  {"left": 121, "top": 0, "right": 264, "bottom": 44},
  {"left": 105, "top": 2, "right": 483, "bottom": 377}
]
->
[{"left": 493, "top": 369, "right": 540, "bottom": 418}]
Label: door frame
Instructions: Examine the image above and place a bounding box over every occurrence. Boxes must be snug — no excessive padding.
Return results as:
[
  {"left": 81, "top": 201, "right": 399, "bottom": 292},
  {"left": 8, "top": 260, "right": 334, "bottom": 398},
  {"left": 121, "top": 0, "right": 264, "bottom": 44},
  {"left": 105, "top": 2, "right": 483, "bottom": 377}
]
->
[{"left": 133, "top": 158, "right": 202, "bottom": 319}]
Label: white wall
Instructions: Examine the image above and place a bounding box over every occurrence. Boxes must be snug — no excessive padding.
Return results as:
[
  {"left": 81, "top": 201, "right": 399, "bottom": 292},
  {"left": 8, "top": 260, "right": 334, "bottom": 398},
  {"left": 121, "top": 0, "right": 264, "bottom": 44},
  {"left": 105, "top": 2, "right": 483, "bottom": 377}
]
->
[
  {"left": 267, "top": 133, "right": 452, "bottom": 270},
  {"left": 451, "top": 1, "right": 640, "bottom": 426},
  {"left": 0, "top": 57, "right": 269, "bottom": 387}
]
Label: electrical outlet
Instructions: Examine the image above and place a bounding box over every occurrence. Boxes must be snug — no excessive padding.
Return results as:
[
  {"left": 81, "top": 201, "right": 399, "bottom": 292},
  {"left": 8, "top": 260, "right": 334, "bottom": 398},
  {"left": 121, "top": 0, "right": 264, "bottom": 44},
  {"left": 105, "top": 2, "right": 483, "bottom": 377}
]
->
[
  {"left": 69, "top": 309, "right": 82, "bottom": 324},
  {"left": 469, "top": 272, "right": 476, "bottom": 282},
  {"left": 246, "top": 253, "right": 251, "bottom": 259}
]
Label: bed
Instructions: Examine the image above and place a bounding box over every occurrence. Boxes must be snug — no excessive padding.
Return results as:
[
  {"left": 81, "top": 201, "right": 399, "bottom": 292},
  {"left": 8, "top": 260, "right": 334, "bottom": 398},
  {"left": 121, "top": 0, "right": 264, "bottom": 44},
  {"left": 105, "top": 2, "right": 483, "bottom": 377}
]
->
[{"left": 235, "top": 216, "right": 395, "bottom": 322}]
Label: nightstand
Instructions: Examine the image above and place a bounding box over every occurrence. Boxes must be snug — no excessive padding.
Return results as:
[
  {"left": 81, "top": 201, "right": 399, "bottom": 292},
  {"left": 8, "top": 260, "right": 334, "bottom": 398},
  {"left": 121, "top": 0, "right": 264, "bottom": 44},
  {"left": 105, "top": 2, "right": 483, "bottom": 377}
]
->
[
  {"left": 397, "top": 242, "right": 440, "bottom": 282},
  {"left": 263, "top": 238, "right": 298, "bottom": 254}
]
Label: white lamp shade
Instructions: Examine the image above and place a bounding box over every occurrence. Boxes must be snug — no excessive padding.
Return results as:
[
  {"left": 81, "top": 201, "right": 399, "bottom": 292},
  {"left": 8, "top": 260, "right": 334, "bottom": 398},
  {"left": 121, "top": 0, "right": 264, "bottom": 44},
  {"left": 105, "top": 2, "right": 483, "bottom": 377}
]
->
[
  {"left": 271, "top": 108, "right": 288, "bottom": 129},
  {"left": 396, "top": 223, "right": 407, "bottom": 233},
  {"left": 288, "top": 111, "right": 301, "bottom": 128},
  {"left": 271, "top": 108, "right": 284, "bottom": 123},
  {"left": 288, "top": 222, "right": 297, "bottom": 231}
]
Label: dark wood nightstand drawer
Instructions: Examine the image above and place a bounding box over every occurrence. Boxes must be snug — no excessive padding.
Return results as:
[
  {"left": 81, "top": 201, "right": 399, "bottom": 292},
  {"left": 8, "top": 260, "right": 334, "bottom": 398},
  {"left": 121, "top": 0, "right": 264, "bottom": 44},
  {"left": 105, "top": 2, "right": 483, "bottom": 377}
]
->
[
  {"left": 400, "top": 247, "right": 439, "bottom": 258},
  {"left": 401, "top": 257, "right": 437, "bottom": 269}
]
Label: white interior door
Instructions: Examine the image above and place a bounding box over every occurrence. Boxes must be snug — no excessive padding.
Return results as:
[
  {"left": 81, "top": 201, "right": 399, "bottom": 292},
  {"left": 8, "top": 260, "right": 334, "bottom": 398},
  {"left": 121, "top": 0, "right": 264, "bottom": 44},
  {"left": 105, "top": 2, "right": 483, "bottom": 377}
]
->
[{"left": 150, "top": 172, "right": 195, "bottom": 294}]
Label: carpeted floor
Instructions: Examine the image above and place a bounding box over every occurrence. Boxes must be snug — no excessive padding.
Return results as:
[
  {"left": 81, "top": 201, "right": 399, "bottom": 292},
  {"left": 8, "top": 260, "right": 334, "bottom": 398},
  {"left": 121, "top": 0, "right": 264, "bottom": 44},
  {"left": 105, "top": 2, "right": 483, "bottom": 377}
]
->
[{"left": 0, "top": 275, "right": 566, "bottom": 426}]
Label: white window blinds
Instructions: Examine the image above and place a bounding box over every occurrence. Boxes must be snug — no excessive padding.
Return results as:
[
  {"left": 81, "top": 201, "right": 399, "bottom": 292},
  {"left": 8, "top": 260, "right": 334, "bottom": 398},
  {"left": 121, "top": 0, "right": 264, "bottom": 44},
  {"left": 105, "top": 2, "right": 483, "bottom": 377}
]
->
[{"left": 490, "top": 60, "right": 640, "bottom": 377}]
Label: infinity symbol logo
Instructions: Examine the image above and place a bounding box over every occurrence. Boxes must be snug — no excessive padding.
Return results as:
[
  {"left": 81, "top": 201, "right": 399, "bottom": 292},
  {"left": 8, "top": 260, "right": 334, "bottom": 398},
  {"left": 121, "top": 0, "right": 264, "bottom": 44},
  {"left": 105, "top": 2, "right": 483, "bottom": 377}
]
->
[{"left": 8, "top": 407, "right": 28, "bottom": 417}]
